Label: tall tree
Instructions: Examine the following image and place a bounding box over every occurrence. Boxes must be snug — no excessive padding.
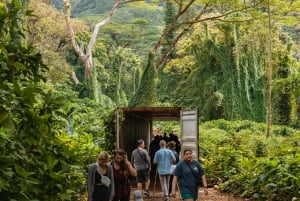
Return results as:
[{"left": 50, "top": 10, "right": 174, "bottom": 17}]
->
[
  {"left": 64, "top": 0, "right": 265, "bottom": 106},
  {"left": 132, "top": 0, "right": 268, "bottom": 106},
  {"left": 266, "top": 0, "right": 272, "bottom": 137},
  {"left": 63, "top": 0, "right": 138, "bottom": 102},
  {"left": 28, "top": 0, "right": 89, "bottom": 84}
]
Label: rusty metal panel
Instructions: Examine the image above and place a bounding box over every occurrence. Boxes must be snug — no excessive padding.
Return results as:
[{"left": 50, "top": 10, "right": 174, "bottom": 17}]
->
[
  {"left": 118, "top": 107, "right": 181, "bottom": 121},
  {"left": 116, "top": 112, "right": 150, "bottom": 159},
  {"left": 180, "top": 108, "right": 199, "bottom": 159}
]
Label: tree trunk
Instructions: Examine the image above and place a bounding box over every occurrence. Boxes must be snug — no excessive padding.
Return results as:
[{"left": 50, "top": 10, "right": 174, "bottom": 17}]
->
[{"left": 63, "top": 0, "right": 121, "bottom": 102}]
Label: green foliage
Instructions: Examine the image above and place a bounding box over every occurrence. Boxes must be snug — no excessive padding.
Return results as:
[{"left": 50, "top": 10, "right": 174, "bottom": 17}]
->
[
  {"left": 129, "top": 52, "right": 158, "bottom": 106},
  {"left": 270, "top": 38, "right": 300, "bottom": 128},
  {"left": 28, "top": 0, "right": 77, "bottom": 84},
  {"left": 64, "top": 30, "right": 144, "bottom": 106},
  {"left": 50, "top": 0, "right": 300, "bottom": 128},
  {"left": 200, "top": 119, "right": 300, "bottom": 200},
  {"left": 54, "top": 84, "right": 111, "bottom": 136},
  {"left": 153, "top": 120, "right": 180, "bottom": 136},
  {"left": 103, "top": 110, "right": 118, "bottom": 151},
  {"left": 70, "top": 0, "right": 112, "bottom": 17},
  {"left": 100, "top": 46, "right": 143, "bottom": 106},
  {"left": 157, "top": 0, "right": 300, "bottom": 126},
  {"left": 61, "top": 0, "right": 163, "bottom": 59},
  {"left": 161, "top": 1, "right": 176, "bottom": 58},
  {"left": 164, "top": 21, "right": 268, "bottom": 122},
  {"left": 0, "top": 2, "right": 102, "bottom": 200}
]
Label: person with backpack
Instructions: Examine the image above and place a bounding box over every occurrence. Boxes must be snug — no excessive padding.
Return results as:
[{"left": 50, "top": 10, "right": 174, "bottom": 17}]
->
[{"left": 131, "top": 139, "right": 151, "bottom": 196}]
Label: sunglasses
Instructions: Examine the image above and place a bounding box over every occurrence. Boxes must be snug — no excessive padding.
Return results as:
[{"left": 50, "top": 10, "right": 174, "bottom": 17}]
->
[{"left": 112, "top": 149, "right": 127, "bottom": 155}]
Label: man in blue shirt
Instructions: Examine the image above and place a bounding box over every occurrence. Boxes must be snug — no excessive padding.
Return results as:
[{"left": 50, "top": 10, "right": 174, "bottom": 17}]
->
[{"left": 153, "top": 140, "right": 176, "bottom": 201}]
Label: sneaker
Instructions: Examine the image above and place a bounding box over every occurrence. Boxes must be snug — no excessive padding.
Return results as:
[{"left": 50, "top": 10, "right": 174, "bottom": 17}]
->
[
  {"left": 144, "top": 190, "right": 150, "bottom": 197},
  {"left": 164, "top": 195, "right": 169, "bottom": 201}
]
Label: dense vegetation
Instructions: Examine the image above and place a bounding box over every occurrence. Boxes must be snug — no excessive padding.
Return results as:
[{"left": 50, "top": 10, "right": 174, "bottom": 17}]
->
[
  {"left": 200, "top": 120, "right": 300, "bottom": 200},
  {"left": 0, "top": 1, "right": 106, "bottom": 200},
  {"left": 0, "top": 0, "right": 299, "bottom": 200},
  {"left": 52, "top": 0, "right": 300, "bottom": 126}
]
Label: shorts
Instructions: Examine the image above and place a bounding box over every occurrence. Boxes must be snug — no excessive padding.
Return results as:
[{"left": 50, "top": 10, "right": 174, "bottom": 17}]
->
[
  {"left": 181, "top": 193, "right": 198, "bottom": 200},
  {"left": 136, "top": 168, "right": 150, "bottom": 183}
]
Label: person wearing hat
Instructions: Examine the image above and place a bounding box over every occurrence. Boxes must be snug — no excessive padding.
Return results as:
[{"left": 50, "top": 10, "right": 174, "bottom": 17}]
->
[{"left": 133, "top": 190, "right": 144, "bottom": 201}]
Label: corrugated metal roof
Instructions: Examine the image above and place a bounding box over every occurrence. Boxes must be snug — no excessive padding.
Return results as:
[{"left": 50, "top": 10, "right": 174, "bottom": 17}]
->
[{"left": 117, "top": 107, "right": 182, "bottom": 121}]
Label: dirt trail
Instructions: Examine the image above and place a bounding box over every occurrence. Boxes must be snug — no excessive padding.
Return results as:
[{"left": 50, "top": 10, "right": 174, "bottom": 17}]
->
[{"left": 131, "top": 188, "right": 248, "bottom": 201}]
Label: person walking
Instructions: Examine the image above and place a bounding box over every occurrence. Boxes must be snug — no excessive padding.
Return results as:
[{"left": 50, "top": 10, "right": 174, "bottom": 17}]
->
[
  {"left": 167, "top": 141, "right": 179, "bottom": 196},
  {"left": 87, "top": 151, "right": 115, "bottom": 201},
  {"left": 111, "top": 149, "right": 137, "bottom": 201},
  {"left": 153, "top": 140, "right": 176, "bottom": 201},
  {"left": 131, "top": 139, "right": 151, "bottom": 196},
  {"left": 149, "top": 135, "right": 162, "bottom": 176},
  {"left": 171, "top": 149, "right": 208, "bottom": 201}
]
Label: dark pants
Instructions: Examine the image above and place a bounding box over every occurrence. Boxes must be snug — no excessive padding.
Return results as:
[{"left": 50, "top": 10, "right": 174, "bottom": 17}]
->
[
  {"left": 136, "top": 168, "right": 150, "bottom": 183},
  {"left": 169, "top": 175, "right": 174, "bottom": 195},
  {"left": 93, "top": 185, "right": 110, "bottom": 201}
]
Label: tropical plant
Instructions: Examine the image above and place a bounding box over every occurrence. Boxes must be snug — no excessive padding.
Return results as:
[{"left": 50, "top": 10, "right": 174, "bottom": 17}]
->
[
  {"left": 0, "top": 2, "right": 102, "bottom": 200},
  {"left": 200, "top": 119, "right": 300, "bottom": 200}
]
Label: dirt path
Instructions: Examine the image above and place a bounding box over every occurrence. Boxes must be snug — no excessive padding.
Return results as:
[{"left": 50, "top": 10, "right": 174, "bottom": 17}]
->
[
  {"left": 132, "top": 188, "right": 248, "bottom": 201},
  {"left": 197, "top": 188, "right": 247, "bottom": 201}
]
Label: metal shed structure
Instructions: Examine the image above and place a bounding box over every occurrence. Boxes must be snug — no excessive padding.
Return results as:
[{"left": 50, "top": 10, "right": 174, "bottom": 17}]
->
[{"left": 115, "top": 107, "right": 199, "bottom": 160}]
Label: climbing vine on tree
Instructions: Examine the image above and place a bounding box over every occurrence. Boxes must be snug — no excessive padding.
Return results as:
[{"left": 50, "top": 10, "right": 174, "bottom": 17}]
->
[{"left": 130, "top": 52, "right": 157, "bottom": 106}]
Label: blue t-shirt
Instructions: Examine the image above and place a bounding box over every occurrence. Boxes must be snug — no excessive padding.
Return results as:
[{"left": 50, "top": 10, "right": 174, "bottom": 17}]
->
[
  {"left": 173, "top": 150, "right": 179, "bottom": 164},
  {"left": 173, "top": 160, "right": 204, "bottom": 195},
  {"left": 153, "top": 148, "right": 176, "bottom": 175}
]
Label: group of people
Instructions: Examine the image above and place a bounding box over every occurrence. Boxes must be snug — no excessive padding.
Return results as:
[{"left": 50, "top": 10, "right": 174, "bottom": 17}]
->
[
  {"left": 149, "top": 130, "right": 181, "bottom": 165},
  {"left": 87, "top": 149, "right": 136, "bottom": 201},
  {"left": 87, "top": 138, "right": 208, "bottom": 201}
]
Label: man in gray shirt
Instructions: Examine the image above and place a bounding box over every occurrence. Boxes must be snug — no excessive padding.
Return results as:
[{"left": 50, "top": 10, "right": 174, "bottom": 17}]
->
[{"left": 131, "top": 139, "right": 151, "bottom": 196}]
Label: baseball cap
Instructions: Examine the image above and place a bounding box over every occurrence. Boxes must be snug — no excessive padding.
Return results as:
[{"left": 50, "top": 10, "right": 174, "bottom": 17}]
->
[{"left": 133, "top": 190, "right": 144, "bottom": 201}]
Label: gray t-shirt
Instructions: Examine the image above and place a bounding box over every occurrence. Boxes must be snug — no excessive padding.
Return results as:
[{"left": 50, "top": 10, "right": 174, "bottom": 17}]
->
[{"left": 131, "top": 147, "right": 151, "bottom": 171}]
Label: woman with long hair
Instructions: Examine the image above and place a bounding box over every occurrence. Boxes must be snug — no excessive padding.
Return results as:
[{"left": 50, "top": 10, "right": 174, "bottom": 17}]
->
[{"left": 111, "top": 149, "right": 137, "bottom": 201}]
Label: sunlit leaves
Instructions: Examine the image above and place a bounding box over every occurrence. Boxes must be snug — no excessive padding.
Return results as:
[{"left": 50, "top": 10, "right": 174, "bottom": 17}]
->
[
  {"left": 200, "top": 119, "right": 300, "bottom": 200},
  {"left": 0, "top": 1, "right": 101, "bottom": 200}
]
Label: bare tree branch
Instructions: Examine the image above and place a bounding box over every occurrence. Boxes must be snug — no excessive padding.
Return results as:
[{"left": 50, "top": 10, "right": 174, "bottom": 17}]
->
[
  {"left": 155, "top": 0, "right": 266, "bottom": 69},
  {"left": 63, "top": 0, "right": 133, "bottom": 82},
  {"left": 153, "top": 0, "right": 197, "bottom": 54},
  {"left": 86, "top": 0, "right": 121, "bottom": 59}
]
